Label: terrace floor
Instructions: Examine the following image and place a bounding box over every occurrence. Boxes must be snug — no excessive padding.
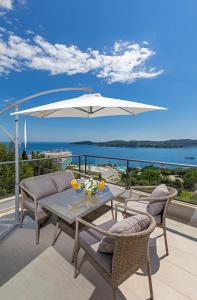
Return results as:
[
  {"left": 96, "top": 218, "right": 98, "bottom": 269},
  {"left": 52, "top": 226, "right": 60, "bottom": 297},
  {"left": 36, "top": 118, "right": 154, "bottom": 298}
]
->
[{"left": 0, "top": 209, "right": 197, "bottom": 300}]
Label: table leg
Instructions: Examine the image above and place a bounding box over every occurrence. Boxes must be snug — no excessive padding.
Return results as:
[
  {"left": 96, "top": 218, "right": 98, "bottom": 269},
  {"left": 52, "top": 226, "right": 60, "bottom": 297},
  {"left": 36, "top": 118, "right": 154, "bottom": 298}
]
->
[{"left": 52, "top": 217, "right": 62, "bottom": 246}]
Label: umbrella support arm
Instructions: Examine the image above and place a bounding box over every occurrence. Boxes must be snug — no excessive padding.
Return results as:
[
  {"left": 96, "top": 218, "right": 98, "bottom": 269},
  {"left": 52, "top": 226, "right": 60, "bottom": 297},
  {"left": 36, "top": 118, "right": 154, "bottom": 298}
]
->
[
  {"left": 0, "top": 87, "right": 92, "bottom": 226},
  {"left": 0, "top": 124, "right": 15, "bottom": 143},
  {"left": 118, "top": 107, "right": 136, "bottom": 116}
]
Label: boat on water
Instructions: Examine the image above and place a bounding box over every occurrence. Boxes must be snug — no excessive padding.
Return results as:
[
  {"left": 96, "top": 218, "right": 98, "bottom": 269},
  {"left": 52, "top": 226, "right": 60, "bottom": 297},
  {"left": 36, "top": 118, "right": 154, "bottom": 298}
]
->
[{"left": 185, "top": 156, "right": 195, "bottom": 160}]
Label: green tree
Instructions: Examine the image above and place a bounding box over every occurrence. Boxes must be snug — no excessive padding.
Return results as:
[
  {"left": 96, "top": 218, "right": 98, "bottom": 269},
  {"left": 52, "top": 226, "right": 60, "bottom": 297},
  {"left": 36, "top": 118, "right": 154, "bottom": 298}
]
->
[
  {"left": 0, "top": 143, "right": 59, "bottom": 198},
  {"left": 140, "top": 168, "right": 161, "bottom": 185},
  {"left": 183, "top": 169, "right": 197, "bottom": 190},
  {"left": 0, "top": 143, "right": 15, "bottom": 197}
]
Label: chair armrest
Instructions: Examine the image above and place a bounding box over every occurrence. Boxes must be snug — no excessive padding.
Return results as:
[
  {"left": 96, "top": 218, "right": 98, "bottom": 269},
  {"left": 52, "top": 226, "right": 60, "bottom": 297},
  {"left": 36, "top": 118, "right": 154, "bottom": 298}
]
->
[
  {"left": 125, "top": 196, "right": 150, "bottom": 203},
  {"left": 20, "top": 183, "right": 36, "bottom": 202},
  {"left": 125, "top": 196, "right": 169, "bottom": 204}
]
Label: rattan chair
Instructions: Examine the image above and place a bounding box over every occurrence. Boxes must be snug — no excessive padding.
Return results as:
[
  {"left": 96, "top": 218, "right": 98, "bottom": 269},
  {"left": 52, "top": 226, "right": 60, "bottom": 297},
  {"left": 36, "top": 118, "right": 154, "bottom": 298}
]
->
[
  {"left": 20, "top": 174, "right": 52, "bottom": 244},
  {"left": 122, "top": 185, "right": 177, "bottom": 255},
  {"left": 73, "top": 206, "right": 156, "bottom": 300},
  {"left": 20, "top": 170, "right": 76, "bottom": 244}
]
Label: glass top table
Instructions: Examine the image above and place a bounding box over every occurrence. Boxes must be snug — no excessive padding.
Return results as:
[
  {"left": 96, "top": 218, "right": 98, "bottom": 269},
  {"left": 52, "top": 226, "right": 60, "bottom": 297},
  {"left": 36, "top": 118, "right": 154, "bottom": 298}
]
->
[{"left": 38, "top": 184, "right": 125, "bottom": 224}]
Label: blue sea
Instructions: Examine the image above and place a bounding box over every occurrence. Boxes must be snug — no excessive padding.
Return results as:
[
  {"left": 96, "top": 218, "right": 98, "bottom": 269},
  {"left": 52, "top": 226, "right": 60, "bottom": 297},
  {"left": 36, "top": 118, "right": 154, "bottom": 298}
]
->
[{"left": 18, "top": 142, "right": 197, "bottom": 168}]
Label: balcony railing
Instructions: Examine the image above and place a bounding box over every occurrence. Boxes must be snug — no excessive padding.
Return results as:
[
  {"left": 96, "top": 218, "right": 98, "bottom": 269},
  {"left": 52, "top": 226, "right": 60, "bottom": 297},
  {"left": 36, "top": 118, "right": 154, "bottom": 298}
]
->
[{"left": 0, "top": 154, "right": 197, "bottom": 206}]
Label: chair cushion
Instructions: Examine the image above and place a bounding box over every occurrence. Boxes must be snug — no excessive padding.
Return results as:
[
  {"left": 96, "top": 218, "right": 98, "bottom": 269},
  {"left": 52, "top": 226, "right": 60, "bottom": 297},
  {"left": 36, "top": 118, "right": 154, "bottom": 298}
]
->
[
  {"left": 127, "top": 201, "right": 162, "bottom": 225},
  {"left": 98, "top": 214, "right": 150, "bottom": 254},
  {"left": 127, "top": 200, "right": 148, "bottom": 213},
  {"left": 50, "top": 171, "right": 75, "bottom": 192},
  {"left": 79, "top": 219, "right": 115, "bottom": 273},
  {"left": 24, "top": 197, "right": 50, "bottom": 222},
  {"left": 24, "top": 177, "right": 57, "bottom": 200},
  {"left": 147, "top": 184, "right": 169, "bottom": 216},
  {"left": 154, "top": 214, "right": 162, "bottom": 225}
]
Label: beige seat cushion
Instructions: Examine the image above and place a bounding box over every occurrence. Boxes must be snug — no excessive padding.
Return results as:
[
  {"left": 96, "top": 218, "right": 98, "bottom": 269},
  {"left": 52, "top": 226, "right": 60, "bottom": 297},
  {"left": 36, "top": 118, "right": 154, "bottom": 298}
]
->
[
  {"left": 126, "top": 200, "right": 162, "bottom": 225},
  {"left": 79, "top": 220, "right": 116, "bottom": 273},
  {"left": 127, "top": 199, "right": 148, "bottom": 213}
]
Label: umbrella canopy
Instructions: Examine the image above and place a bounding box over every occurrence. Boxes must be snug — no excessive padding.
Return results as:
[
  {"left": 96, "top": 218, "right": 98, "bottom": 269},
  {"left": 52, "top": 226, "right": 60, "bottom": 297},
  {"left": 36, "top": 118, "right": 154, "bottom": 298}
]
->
[{"left": 11, "top": 93, "right": 166, "bottom": 118}]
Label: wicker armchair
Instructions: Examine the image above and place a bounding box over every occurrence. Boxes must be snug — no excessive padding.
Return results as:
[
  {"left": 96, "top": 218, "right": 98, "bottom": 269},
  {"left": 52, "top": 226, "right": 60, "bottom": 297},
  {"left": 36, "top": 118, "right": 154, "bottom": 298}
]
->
[
  {"left": 122, "top": 185, "right": 177, "bottom": 255},
  {"left": 73, "top": 206, "right": 156, "bottom": 300},
  {"left": 20, "top": 174, "right": 53, "bottom": 244},
  {"left": 20, "top": 170, "right": 77, "bottom": 244}
]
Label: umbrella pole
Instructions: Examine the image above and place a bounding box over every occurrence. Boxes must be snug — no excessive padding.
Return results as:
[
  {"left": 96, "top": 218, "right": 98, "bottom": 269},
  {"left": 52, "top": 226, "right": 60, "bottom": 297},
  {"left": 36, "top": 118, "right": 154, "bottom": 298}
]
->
[
  {"left": 0, "top": 87, "right": 92, "bottom": 226},
  {"left": 15, "top": 105, "right": 20, "bottom": 224}
]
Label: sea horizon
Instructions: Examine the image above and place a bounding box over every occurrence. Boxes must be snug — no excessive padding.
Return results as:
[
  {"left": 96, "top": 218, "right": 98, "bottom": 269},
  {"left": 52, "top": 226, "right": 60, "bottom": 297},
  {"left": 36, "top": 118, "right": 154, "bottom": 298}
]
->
[{"left": 3, "top": 141, "right": 196, "bottom": 167}]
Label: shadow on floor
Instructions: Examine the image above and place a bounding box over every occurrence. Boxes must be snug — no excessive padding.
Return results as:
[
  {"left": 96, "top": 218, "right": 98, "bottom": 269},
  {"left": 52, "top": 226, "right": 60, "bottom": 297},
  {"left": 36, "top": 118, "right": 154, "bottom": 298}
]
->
[
  {"left": 166, "top": 227, "right": 197, "bottom": 242},
  {"left": 1, "top": 211, "right": 193, "bottom": 300}
]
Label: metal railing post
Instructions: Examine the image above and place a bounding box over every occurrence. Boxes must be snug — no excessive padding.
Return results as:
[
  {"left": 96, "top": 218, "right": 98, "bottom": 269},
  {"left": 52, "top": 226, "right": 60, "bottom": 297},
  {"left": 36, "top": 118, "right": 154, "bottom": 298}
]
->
[
  {"left": 126, "top": 159, "right": 129, "bottom": 189},
  {"left": 84, "top": 155, "right": 87, "bottom": 174},
  {"left": 79, "top": 156, "right": 81, "bottom": 172}
]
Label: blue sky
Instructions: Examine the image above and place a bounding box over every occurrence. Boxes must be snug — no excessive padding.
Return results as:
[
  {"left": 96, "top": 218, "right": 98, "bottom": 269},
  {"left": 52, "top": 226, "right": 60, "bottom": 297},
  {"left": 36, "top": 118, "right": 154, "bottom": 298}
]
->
[{"left": 0, "top": 0, "right": 196, "bottom": 142}]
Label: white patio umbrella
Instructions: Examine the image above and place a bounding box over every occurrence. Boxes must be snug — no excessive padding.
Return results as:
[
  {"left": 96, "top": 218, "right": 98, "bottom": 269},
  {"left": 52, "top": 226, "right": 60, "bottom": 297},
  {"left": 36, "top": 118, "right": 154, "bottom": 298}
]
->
[
  {"left": 11, "top": 93, "right": 166, "bottom": 118},
  {"left": 10, "top": 92, "right": 166, "bottom": 226}
]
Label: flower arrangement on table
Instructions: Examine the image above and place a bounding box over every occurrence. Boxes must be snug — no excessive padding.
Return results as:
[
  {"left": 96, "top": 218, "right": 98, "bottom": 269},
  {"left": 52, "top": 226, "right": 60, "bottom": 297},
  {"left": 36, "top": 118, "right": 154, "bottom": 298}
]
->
[{"left": 71, "top": 178, "right": 105, "bottom": 196}]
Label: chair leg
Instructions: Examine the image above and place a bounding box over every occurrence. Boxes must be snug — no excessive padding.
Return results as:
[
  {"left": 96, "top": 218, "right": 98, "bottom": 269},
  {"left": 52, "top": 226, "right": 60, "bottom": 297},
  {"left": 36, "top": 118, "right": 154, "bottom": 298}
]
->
[
  {"left": 52, "top": 218, "right": 62, "bottom": 246},
  {"left": 52, "top": 228, "right": 62, "bottom": 246},
  {"left": 35, "top": 221, "right": 40, "bottom": 245},
  {"left": 112, "top": 287, "right": 117, "bottom": 300},
  {"left": 163, "top": 228, "right": 169, "bottom": 256},
  {"left": 147, "top": 259, "right": 154, "bottom": 300},
  {"left": 19, "top": 205, "right": 24, "bottom": 228}
]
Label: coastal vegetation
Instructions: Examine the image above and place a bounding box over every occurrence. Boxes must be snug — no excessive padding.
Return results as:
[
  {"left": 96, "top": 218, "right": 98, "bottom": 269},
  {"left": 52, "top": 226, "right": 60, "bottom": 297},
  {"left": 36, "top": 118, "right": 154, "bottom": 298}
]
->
[
  {"left": 120, "top": 165, "right": 197, "bottom": 205},
  {"left": 0, "top": 142, "right": 196, "bottom": 205},
  {"left": 0, "top": 143, "right": 58, "bottom": 198},
  {"left": 71, "top": 139, "right": 197, "bottom": 149}
]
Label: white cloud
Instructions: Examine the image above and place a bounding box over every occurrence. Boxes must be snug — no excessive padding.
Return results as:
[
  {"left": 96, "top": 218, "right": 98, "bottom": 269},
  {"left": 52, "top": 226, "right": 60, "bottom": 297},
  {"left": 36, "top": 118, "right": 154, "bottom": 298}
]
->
[
  {"left": 0, "top": 0, "right": 13, "bottom": 10},
  {"left": 0, "top": 29, "right": 163, "bottom": 83},
  {"left": 0, "top": 26, "right": 6, "bottom": 32},
  {"left": 0, "top": 0, "right": 27, "bottom": 11}
]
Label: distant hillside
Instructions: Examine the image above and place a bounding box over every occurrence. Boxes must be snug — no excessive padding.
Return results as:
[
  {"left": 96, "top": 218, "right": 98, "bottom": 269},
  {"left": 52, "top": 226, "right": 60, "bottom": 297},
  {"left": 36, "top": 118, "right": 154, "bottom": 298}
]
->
[{"left": 70, "top": 139, "right": 197, "bottom": 148}]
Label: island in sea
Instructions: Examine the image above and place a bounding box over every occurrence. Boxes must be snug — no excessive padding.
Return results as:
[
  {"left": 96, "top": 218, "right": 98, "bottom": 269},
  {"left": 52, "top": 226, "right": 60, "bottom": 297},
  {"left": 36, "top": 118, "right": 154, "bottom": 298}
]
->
[{"left": 70, "top": 139, "right": 197, "bottom": 149}]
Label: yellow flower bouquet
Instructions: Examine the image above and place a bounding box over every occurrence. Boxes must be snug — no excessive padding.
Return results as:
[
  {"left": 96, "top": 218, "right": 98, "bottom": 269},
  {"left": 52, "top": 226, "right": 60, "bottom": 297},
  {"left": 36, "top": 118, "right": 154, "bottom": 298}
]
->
[{"left": 72, "top": 178, "right": 105, "bottom": 195}]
